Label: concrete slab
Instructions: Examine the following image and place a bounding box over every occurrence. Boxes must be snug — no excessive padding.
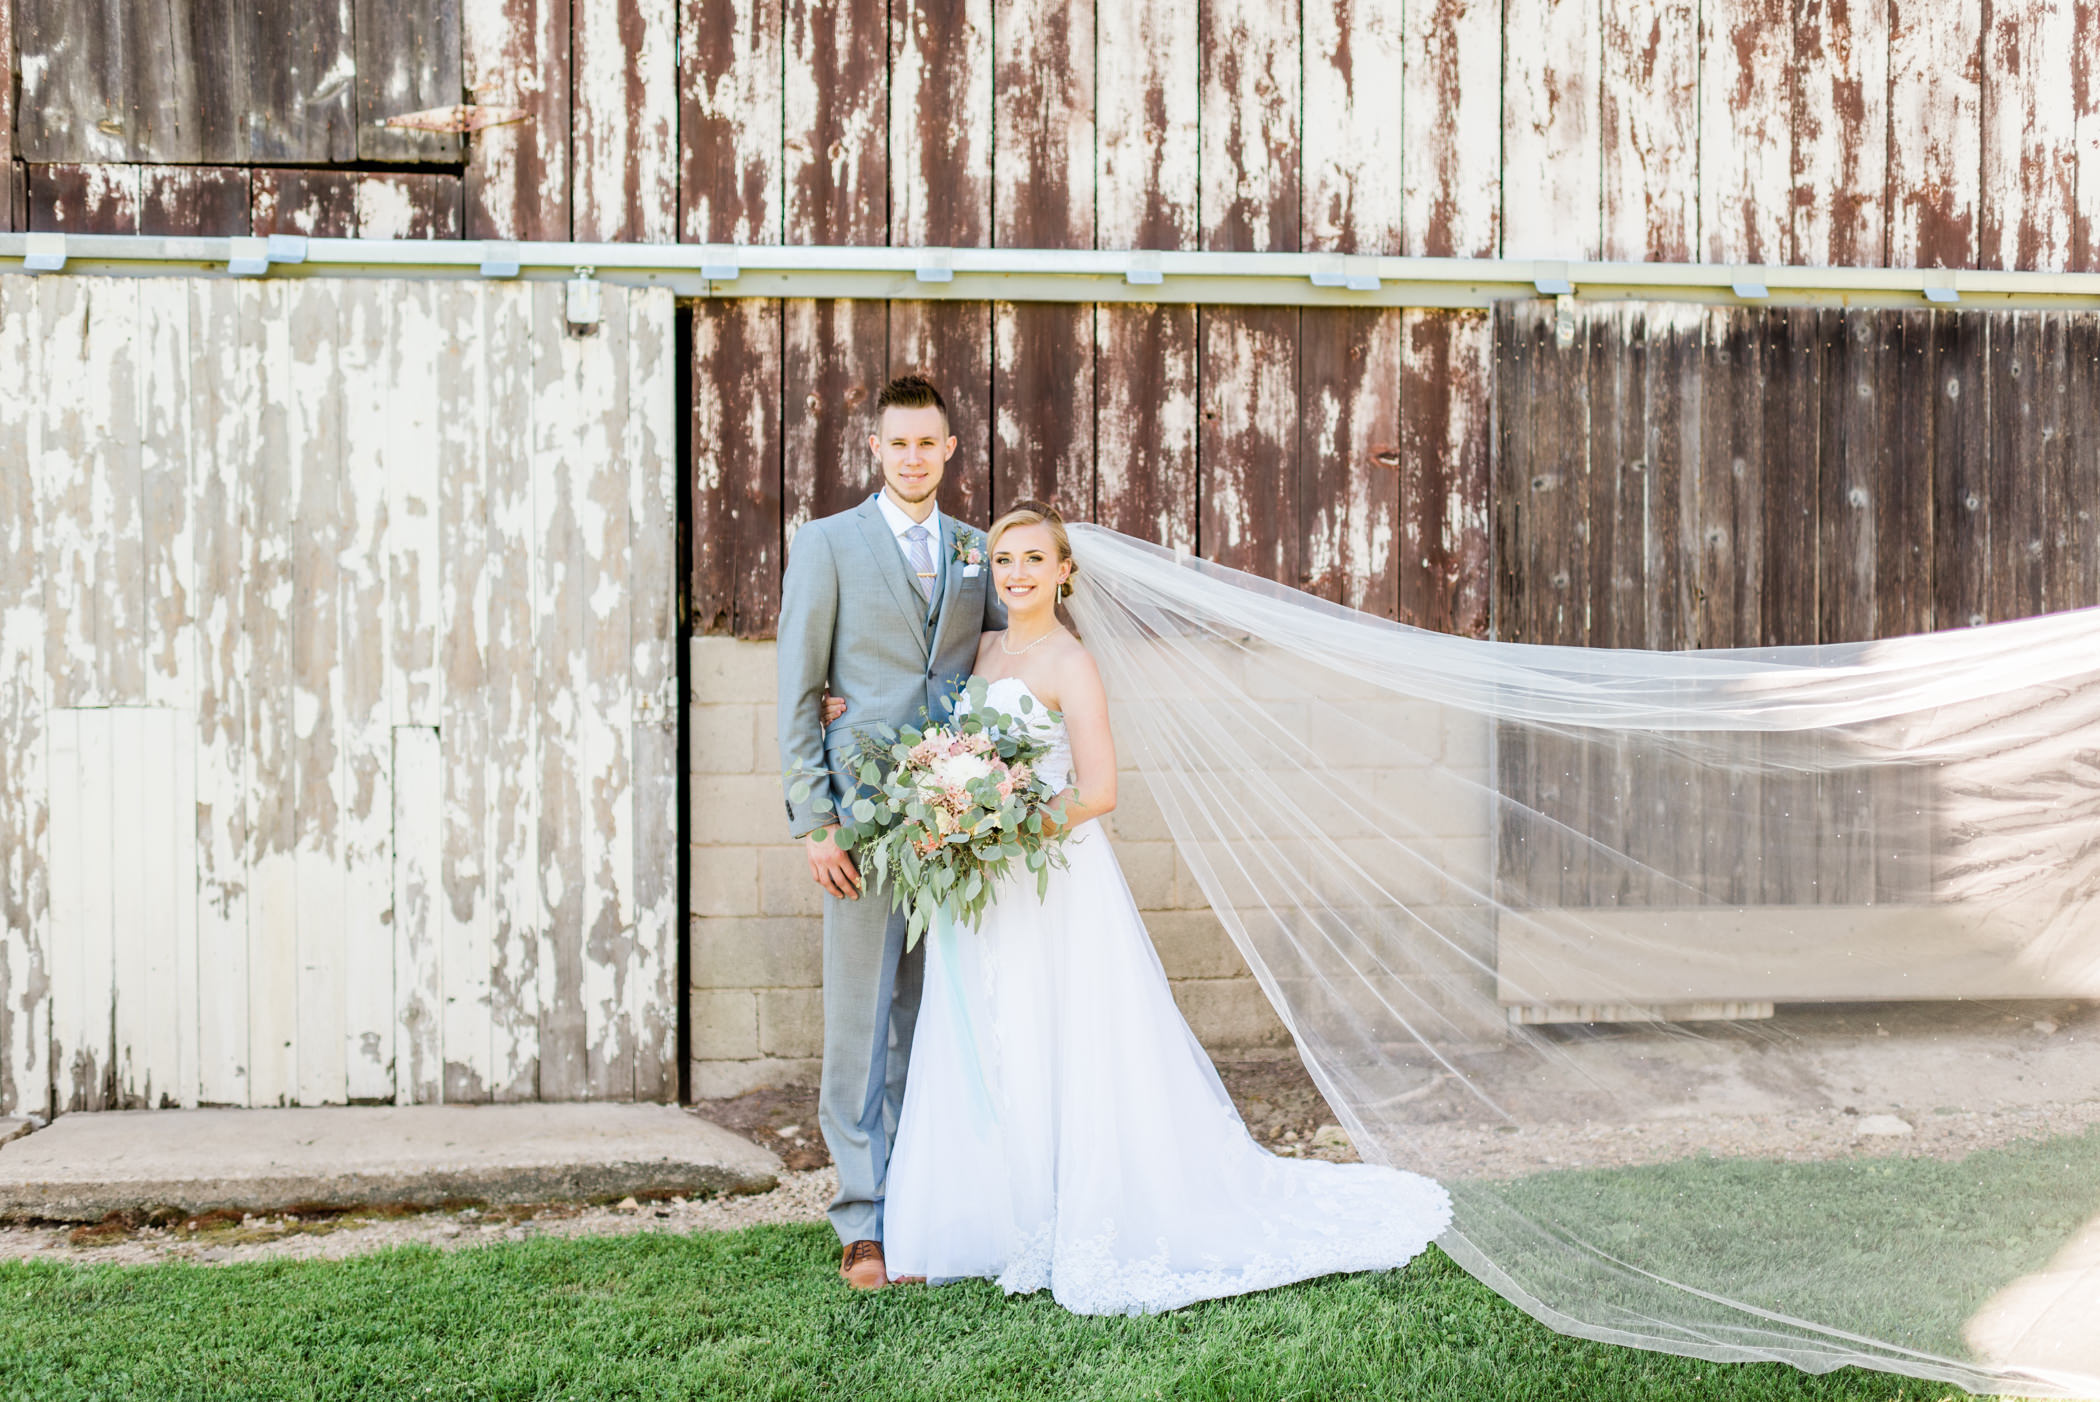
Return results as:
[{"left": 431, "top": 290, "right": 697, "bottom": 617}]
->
[{"left": 0, "top": 1104, "right": 781, "bottom": 1223}]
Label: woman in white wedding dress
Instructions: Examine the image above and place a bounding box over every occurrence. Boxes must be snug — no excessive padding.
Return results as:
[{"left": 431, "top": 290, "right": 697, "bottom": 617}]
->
[{"left": 880, "top": 502, "right": 1451, "bottom": 1315}]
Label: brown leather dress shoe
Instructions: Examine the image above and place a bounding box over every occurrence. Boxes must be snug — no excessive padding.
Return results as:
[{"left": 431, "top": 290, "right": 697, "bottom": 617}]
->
[{"left": 840, "top": 1239, "right": 888, "bottom": 1290}]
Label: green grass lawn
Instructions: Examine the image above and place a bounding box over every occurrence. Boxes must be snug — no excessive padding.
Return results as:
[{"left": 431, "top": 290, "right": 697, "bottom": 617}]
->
[{"left": 0, "top": 1221, "right": 1993, "bottom": 1402}]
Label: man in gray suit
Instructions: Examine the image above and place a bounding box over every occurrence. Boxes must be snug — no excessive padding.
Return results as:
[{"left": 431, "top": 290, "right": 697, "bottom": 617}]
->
[{"left": 776, "top": 375, "right": 1003, "bottom": 1290}]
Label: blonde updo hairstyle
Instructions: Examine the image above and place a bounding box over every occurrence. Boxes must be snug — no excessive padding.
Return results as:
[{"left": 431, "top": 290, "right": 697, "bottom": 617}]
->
[{"left": 987, "top": 500, "right": 1078, "bottom": 600}]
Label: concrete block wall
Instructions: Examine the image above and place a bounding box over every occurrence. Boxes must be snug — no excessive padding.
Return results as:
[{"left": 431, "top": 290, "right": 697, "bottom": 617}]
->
[
  {"left": 688, "top": 638, "right": 1293, "bottom": 1099},
  {"left": 684, "top": 642, "right": 1495, "bottom": 1099}
]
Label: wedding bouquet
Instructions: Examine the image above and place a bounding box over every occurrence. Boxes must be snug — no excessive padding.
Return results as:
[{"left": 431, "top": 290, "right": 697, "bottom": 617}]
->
[{"left": 792, "top": 679, "right": 1069, "bottom": 947}]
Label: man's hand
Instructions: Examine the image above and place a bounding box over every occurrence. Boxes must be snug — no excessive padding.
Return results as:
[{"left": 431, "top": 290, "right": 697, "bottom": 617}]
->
[{"left": 806, "top": 825, "right": 863, "bottom": 900}]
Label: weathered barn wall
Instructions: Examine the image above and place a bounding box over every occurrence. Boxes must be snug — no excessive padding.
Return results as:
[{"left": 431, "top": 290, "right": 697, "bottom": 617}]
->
[
  {"left": 7, "top": 0, "right": 2096, "bottom": 271},
  {"left": 1494, "top": 302, "right": 2100, "bottom": 648},
  {"left": 0, "top": 273, "right": 679, "bottom": 1117},
  {"left": 1492, "top": 301, "right": 2100, "bottom": 970}
]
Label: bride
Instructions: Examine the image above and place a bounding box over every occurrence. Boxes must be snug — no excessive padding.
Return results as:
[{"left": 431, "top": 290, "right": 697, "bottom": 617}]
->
[{"left": 875, "top": 502, "right": 1451, "bottom": 1314}]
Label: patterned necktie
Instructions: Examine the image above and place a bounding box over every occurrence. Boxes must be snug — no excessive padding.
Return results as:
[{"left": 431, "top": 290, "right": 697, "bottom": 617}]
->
[{"left": 905, "top": 524, "right": 936, "bottom": 601}]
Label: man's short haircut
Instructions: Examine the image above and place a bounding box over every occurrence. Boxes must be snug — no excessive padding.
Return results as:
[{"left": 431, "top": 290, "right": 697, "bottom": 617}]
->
[{"left": 875, "top": 374, "right": 948, "bottom": 429}]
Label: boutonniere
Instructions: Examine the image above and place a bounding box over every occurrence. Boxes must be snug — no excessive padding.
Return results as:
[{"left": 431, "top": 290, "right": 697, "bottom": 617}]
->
[{"left": 952, "top": 528, "right": 983, "bottom": 568}]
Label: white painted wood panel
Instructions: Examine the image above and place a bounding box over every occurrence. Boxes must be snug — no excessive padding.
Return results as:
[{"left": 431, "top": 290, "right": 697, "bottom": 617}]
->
[
  {"left": 189, "top": 277, "right": 253, "bottom": 1107},
  {"left": 337, "top": 279, "right": 398, "bottom": 1103},
  {"left": 1502, "top": 0, "right": 1603, "bottom": 260},
  {"left": 134, "top": 284, "right": 198, "bottom": 1110},
  {"left": 626, "top": 288, "right": 680, "bottom": 1101},
  {"left": 244, "top": 282, "right": 299, "bottom": 1108},
  {"left": 0, "top": 274, "right": 51, "bottom": 1119},
  {"left": 437, "top": 280, "right": 495, "bottom": 1102},
  {"left": 0, "top": 274, "right": 680, "bottom": 1112},
  {"left": 289, "top": 281, "right": 348, "bottom": 1108},
  {"left": 482, "top": 281, "right": 543, "bottom": 1101},
  {"left": 580, "top": 287, "right": 636, "bottom": 1100},
  {"left": 110, "top": 706, "right": 151, "bottom": 1105},
  {"left": 392, "top": 723, "right": 444, "bottom": 1104}
]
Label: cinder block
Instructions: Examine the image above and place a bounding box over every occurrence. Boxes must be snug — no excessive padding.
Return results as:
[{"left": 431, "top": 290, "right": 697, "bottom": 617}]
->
[
  {"left": 691, "top": 1056, "right": 822, "bottom": 1099},
  {"left": 1171, "top": 977, "right": 1292, "bottom": 1051},
  {"left": 1103, "top": 773, "right": 1174, "bottom": 842},
  {"left": 1146, "top": 910, "right": 1250, "bottom": 980},
  {"left": 690, "top": 774, "right": 796, "bottom": 844},
  {"left": 1440, "top": 837, "right": 1493, "bottom": 902},
  {"left": 1169, "top": 849, "right": 1216, "bottom": 909},
  {"left": 759, "top": 844, "right": 825, "bottom": 917},
  {"left": 689, "top": 845, "right": 761, "bottom": 917},
  {"left": 1306, "top": 699, "right": 1442, "bottom": 771},
  {"left": 1114, "top": 840, "right": 1178, "bottom": 909},
  {"left": 753, "top": 704, "right": 779, "bottom": 763},
  {"left": 1312, "top": 838, "right": 1444, "bottom": 905},
  {"left": 1376, "top": 766, "right": 1492, "bottom": 840},
  {"left": 691, "top": 988, "right": 760, "bottom": 1059},
  {"left": 689, "top": 703, "right": 757, "bottom": 774},
  {"left": 1440, "top": 712, "right": 1491, "bottom": 771},
  {"left": 689, "top": 916, "right": 823, "bottom": 989},
  {"left": 690, "top": 637, "right": 779, "bottom": 705},
  {"left": 758, "top": 987, "right": 825, "bottom": 1058}
]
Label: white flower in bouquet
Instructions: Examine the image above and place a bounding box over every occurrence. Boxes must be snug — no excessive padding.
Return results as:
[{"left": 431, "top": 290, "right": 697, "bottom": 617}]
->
[{"left": 787, "top": 677, "right": 1072, "bottom": 947}]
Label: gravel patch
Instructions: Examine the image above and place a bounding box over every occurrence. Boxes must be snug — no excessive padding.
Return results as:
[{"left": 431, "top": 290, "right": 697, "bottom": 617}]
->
[{"left": 0, "top": 1171, "right": 838, "bottom": 1268}]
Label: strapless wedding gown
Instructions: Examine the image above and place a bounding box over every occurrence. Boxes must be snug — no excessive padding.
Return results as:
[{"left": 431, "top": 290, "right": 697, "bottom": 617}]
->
[{"left": 882, "top": 676, "right": 1452, "bottom": 1314}]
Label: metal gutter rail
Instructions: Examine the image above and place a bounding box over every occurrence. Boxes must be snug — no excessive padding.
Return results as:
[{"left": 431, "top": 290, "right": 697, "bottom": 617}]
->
[{"left": 6, "top": 232, "right": 2100, "bottom": 311}]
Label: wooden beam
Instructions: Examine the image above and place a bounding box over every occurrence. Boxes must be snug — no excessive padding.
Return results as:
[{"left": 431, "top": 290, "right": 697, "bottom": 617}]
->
[{"left": 464, "top": 0, "right": 572, "bottom": 241}]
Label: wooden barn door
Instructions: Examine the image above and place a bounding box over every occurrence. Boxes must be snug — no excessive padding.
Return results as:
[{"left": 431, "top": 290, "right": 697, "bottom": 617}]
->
[
  {"left": 1489, "top": 300, "right": 2100, "bottom": 1017},
  {"left": 0, "top": 273, "right": 679, "bottom": 1115}
]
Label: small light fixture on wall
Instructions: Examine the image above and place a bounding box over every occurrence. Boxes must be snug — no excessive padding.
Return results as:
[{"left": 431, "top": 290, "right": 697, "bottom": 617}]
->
[{"left": 566, "top": 267, "right": 602, "bottom": 333}]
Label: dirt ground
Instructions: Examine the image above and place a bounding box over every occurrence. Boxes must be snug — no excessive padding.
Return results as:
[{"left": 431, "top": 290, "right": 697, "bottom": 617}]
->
[{"left": 690, "top": 1051, "right": 1360, "bottom": 1174}]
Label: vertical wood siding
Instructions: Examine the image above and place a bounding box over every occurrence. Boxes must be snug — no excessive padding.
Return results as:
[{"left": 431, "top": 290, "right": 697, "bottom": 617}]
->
[
  {"left": 463, "top": 0, "right": 573, "bottom": 241},
  {"left": 1496, "top": 301, "right": 2100, "bottom": 648},
  {"left": 1493, "top": 300, "right": 2100, "bottom": 910},
  {"left": 0, "top": 273, "right": 678, "bottom": 1116},
  {"left": 6, "top": 0, "right": 2095, "bottom": 279}
]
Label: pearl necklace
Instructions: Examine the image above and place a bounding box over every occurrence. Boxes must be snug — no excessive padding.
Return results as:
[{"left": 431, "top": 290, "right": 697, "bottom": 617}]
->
[{"left": 1000, "top": 624, "right": 1058, "bottom": 656}]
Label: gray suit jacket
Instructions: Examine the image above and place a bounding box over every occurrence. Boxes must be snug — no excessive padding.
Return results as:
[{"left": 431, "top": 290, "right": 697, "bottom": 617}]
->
[{"left": 777, "top": 494, "right": 1006, "bottom": 837}]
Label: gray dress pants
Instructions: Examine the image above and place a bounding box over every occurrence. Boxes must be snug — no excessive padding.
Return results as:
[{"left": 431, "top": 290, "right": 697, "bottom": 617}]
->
[{"left": 818, "top": 873, "right": 925, "bottom": 1245}]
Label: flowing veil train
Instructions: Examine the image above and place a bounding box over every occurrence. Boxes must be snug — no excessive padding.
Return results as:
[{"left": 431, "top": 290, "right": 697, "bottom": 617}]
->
[{"left": 1064, "top": 523, "right": 2100, "bottom": 1397}]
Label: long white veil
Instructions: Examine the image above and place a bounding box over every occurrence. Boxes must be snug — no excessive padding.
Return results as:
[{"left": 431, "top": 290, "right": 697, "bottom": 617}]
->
[{"left": 1065, "top": 523, "right": 2100, "bottom": 1397}]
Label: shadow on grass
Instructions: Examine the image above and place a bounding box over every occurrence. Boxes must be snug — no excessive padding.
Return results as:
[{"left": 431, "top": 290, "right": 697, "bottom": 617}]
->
[
  {"left": 1466, "top": 1126, "right": 2100, "bottom": 1382},
  {"left": 0, "top": 1217, "right": 1987, "bottom": 1401}
]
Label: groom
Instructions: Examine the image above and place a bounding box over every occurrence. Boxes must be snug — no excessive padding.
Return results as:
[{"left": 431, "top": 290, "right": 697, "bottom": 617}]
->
[{"left": 776, "top": 374, "right": 1003, "bottom": 1290}]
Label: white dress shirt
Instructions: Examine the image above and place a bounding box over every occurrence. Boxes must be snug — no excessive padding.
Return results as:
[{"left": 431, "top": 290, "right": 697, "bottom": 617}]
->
[{"left": 874, "top": 488, "right": 943, "bottom": 589}]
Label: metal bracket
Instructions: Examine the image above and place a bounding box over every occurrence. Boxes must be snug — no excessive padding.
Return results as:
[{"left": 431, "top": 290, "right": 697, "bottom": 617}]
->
[
  {"left": 478, "top": 241, "right": 522, "bottom": 278},
  {"left": 1533, "top": 260, "right": 1575, "bottom": 296},
  {"left": 1310, "top": 255, "right": 1381, "bottom": 292},
  {"left": 23, "top": 232, "right": 66, "bottom": 274},
  {"left": 566, "top": 267, "right": 602, "bottom": 326},
  {"left": 1125, "top": 251, "right": 1164, "bottom": 286},
  {"left": 1554, "top": 293, "right": 1578, "bottom": 348},
  {"left": 227, "top": 237, "right": 271, "bottom": 276},
  {"left": 228, "top": 234, "right": 309, "bottom": 277},
  {"left": 1730, "top": 265, "right": 1770, "bottom": 299},
  {"left": 1923, "top": 269, "right": 1961, "bottom": 304},
  {"left": 915, "top": 248, "right": 954, "bottom": 284}
]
